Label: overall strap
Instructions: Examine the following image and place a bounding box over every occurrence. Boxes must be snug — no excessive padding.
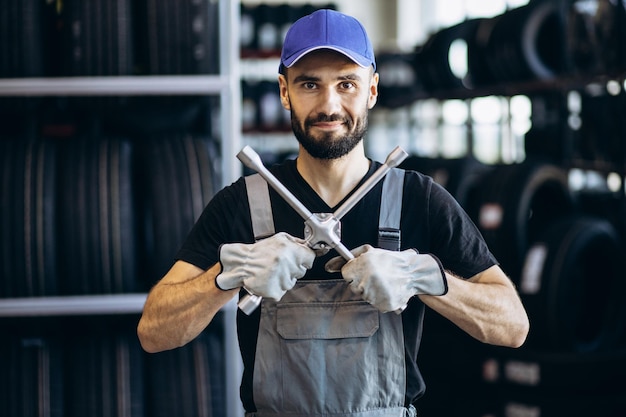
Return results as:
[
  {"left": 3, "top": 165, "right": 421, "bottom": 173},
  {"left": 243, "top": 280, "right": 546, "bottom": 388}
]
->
[
  {"left": 245, "top": 174, "right": 275, "bottom": 241},
  {"left": 378, "top": 168, "right": 404, "bottom": 251}
]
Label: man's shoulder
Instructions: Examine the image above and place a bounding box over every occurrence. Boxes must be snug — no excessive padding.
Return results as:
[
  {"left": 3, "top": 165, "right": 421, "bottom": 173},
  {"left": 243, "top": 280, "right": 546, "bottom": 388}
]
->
[{"left": 399, "top": 167, "right": 437, "bottom": 196}]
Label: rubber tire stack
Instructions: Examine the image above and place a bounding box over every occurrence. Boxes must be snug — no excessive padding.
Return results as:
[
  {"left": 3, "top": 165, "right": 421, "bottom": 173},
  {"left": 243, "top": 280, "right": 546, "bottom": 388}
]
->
[
  {"left": 405, "top": 156, "right": 626, "bottom": 417},
  {"left": 1, "top": 1, "right": 226, "bottom": 415},
  {"left": 57, "top": 134, "right": 138, "bottom": 295},
  {"left": 465, "top": 159, "right": 575, "bottom": 281},
  {"left": 136, "top": 134, "right": 221, "bottom": 288},
  {"left": 145, "top": 321, "right": 226, "bottom": 417},
  {"left": 0, "top": 128, "right": 58, "bottom": 297}
]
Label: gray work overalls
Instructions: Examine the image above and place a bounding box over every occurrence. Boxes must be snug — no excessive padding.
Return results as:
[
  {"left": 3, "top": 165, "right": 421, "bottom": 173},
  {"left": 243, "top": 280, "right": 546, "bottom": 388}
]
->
[{"left": 244, "top": 168, "right": 417, "bottom": 417}]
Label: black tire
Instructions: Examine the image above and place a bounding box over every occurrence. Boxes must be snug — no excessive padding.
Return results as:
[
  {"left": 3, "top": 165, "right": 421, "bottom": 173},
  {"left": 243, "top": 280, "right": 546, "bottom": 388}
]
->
[
  {"left": 486, "top": 3, "right": 566, "bottom": 83},
  {"left": 59, "top": 0, "right": 133, "bottom": 76},
  {"left": 144, "top": 321, "right": 226, "bottom": 417},
  {"left": 519, "top": 215, "right": 626, "bottom": 352},
  {"left": 0, "top": 335, "right": 64, "bottom": 417},
  {"left": 58, "top": 135, "right": 138, "bottom": 295},
  {"left": 0, "top": 0, "right": 48, "bottom": 77},
  {"left": 375, "top": 52, "right": 423, "bottom": 108},
  {"left": 63, "top": 322, "right": 144, "bottom": 417},
  {"left": 482, "top": 345, "right": 626, "bottom": 394},
  {"left": 567, "top": 0, "right": 626, "bottom": 75},
  {"left": 0, "top": 131, "right": 58, "bottom": 297},
  {"left": 466, "top": 160, "right": 575, "bottom": 281},
  {"left": 466, "top": 15, "right": 501, "bottom": 88},
  {"left": 490, "top": 385, "right": 626, "bottom": 417},
  {"left": 413, "top": 18, "right": 486, "bottom": 92},
  {"left": 136, "top": 0, "right": 219, "bottom": 75},
  {"left": 23, "top": 137, "right": 59, "bottom": 296},
  {"left": 137, "top": 134, "right": 219, "bottom": 287},
  {"left": 577, "top": 92, "right": 625, "bottom": 168},
  {"left": 399, "top": 155, "right": 491, "bottom": 209}
]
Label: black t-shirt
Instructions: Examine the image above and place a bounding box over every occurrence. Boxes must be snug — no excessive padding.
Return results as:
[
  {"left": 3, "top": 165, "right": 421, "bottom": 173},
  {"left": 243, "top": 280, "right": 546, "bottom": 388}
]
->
[{"left": 176, "top": 158, "right": 497, "bottom": 409}]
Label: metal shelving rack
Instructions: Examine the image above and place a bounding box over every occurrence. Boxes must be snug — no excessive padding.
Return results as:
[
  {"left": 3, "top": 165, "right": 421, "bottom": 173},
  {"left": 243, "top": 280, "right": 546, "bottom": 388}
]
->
[
  {"left": 0, "top": 0, "right": 240, "bottom": 314},
  {"left": 0, "top": 1, "right": 242, "bottom": 185},
  {"left": 0, "top": 0, "right": 243, "bottom": 415}
]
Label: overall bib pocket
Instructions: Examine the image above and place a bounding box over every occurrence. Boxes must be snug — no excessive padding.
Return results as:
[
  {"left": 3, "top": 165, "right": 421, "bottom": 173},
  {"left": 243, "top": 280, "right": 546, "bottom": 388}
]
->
[{"left": 252, "top": 280, "right": 406, "bottom": 416}]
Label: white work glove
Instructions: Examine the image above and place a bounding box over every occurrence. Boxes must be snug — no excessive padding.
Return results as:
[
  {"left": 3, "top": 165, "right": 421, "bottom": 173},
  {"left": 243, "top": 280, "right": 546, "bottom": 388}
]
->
[
  {"left": 216, "top": 232, "right": 316, "bottom": 301},
  {"left": 325, "top": 245, "right": 448, "bottom": 313}
]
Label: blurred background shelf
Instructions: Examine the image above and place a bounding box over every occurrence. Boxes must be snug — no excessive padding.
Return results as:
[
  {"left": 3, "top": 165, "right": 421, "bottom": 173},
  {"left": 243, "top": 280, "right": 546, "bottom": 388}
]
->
[
  {"left": 0, "top": 294, "right": 148, "bottom": 316},
  {"left": 0, "top": 75, "right": 234, "bottom": 96}
]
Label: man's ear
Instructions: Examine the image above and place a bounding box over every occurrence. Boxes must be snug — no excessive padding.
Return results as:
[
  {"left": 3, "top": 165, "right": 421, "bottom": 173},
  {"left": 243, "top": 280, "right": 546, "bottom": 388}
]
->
[
  {"left": 368, "top": 72, "right": 379, "bottom": 109},
  {"left": 278, "top": 75, "right": 291, "bottom": 110}
]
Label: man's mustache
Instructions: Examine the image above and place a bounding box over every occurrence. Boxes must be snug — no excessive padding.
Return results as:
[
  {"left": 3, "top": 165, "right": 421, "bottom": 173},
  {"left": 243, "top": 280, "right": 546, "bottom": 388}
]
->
[{"left": 305, "top": 113, "right": 350, "bottom": 126}]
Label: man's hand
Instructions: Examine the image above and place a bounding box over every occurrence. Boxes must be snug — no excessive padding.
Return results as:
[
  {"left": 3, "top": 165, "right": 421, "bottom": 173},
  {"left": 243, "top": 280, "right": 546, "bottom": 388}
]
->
[
  {"left": 216, "top": 232, "right": 316, "bottom": 301},
  {"left": 325, "top": 245, "right": 448, "bottom": 313}
]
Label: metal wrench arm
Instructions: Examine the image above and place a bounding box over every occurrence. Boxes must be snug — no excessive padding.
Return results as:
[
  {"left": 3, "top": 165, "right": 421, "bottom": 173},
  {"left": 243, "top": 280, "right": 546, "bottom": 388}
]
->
[
  {"left": 332, "top": 146, "right": 408, "bottom": 220},
  {"left": 238, "top": 146, "right": 354, "bottom": 258},
  {"left": 237, "top": 146, "right": 314, "bottom": 222}
]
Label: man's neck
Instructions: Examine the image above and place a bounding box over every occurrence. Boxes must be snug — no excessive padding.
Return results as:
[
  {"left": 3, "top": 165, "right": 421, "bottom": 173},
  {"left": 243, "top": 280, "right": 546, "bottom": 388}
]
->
[{"left": 296, "top": 144, "right": 370, "bottom": 208}]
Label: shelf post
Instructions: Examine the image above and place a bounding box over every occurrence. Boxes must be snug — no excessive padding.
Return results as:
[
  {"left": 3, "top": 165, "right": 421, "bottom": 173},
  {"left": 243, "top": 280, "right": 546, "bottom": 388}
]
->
[
  {"left": 220, "top": 0, "right": 242, "bottom": 187},
  {"left": 219, "top": 3, "right": 244, "bottom": 416}
]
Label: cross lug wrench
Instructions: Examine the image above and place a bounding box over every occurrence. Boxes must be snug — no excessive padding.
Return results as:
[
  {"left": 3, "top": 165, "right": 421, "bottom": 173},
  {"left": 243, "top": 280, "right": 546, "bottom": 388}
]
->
[
  {"left": 304, "top": 213, "right": 342, "bottom": 256},
  {"left": 236, "top": 145, "right": 408, "bottom": 314}
]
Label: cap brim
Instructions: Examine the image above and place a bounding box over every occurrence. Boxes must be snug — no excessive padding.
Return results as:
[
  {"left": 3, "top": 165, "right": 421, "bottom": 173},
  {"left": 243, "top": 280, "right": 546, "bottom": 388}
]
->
[{"left": 283, "top": 46, "right": 373, "bottom": 69}]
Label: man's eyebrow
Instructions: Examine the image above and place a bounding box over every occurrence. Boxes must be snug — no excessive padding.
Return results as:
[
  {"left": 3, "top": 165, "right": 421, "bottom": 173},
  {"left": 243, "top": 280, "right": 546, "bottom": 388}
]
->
[
  {"left": 292, "top": 73, "right": 363, "bottom": 84},
  {"left": 338, "top": 74, "right": 362, "bottom": 81},
  {"left": 292, "top": 74, "right": 321, "bottom": 84}
]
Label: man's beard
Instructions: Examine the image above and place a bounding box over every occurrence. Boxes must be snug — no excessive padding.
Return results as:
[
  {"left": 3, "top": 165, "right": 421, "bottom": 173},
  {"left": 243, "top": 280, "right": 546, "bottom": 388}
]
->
[{"left": 291, "top": 111, "right": 368, "bottom": 160}]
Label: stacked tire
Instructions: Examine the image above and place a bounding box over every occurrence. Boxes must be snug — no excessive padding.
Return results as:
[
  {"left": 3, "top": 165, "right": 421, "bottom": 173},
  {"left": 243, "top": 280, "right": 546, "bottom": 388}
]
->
[
  {"left": 468, "top": 161, "right": 626, "bottom": 416},
  {"left": 374, "top": 0, "right": 626, "bottom": 105},
  {"left": 145, "top": 321, "right": 226, "bottom": 417},
  {"left": 407, "top": 157, "right": 626, "bottom": 416},
  {"left": 0, "top": 126, "right": 224, "bottom": 416},
  {"left": 1, "top": 1, "right": 227, "bottom": 416},
  {"left": 481, "top": 346, "right": 626, "bottom": 417},
  {"left": 0, "top": 332, "right": 64, "bottom": 417},
  {"left": 480, "top": 214, "right": 626, "bottom": 416},
  {"left": 56, "top": 134, "right": 139, "bottom": 295},
  {"left": 399, "top": 155, "right": 490, "bottom": 208},
  {"left": 0, "top": 128, "right": 58, "bottom": 297},
  {"left": 137, "top": 134, "right": 221, "bottom": 287},
  {"left": 1, "top": 316, "right": 227, "bottom": 417},
  {"left": 466, "top": 160, "right": 575, "bottom": 281}
]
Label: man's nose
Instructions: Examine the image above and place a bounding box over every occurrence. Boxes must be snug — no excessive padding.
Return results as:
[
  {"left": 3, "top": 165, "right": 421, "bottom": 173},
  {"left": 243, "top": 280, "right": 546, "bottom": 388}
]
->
[{"left": 316, "top": 87, "right": 342, "bottom": 115}]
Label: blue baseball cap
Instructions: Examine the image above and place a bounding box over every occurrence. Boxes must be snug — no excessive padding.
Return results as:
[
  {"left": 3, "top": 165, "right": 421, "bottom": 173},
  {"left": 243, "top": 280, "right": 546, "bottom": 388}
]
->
[{"left": 280, "top": 9, "right": 376, "bottom": 73}]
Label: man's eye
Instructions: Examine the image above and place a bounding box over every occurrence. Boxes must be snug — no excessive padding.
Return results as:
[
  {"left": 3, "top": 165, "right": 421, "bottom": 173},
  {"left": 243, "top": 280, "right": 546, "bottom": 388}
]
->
[
  {"left": 304, "top": 82, "right": 316, "bottom": 89},
  {"left": 341, "top": 82, "right": 355, "bottom": 89}
]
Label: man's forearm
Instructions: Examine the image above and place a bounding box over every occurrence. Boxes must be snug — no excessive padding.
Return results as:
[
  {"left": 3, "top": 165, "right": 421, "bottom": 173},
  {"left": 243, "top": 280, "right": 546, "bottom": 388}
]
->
[
  {"left": 419, "top": 266, "right": 529, "bottom": 348},
  {"left": 137, "top": 262, "right": 237, "bottom": 353}
]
